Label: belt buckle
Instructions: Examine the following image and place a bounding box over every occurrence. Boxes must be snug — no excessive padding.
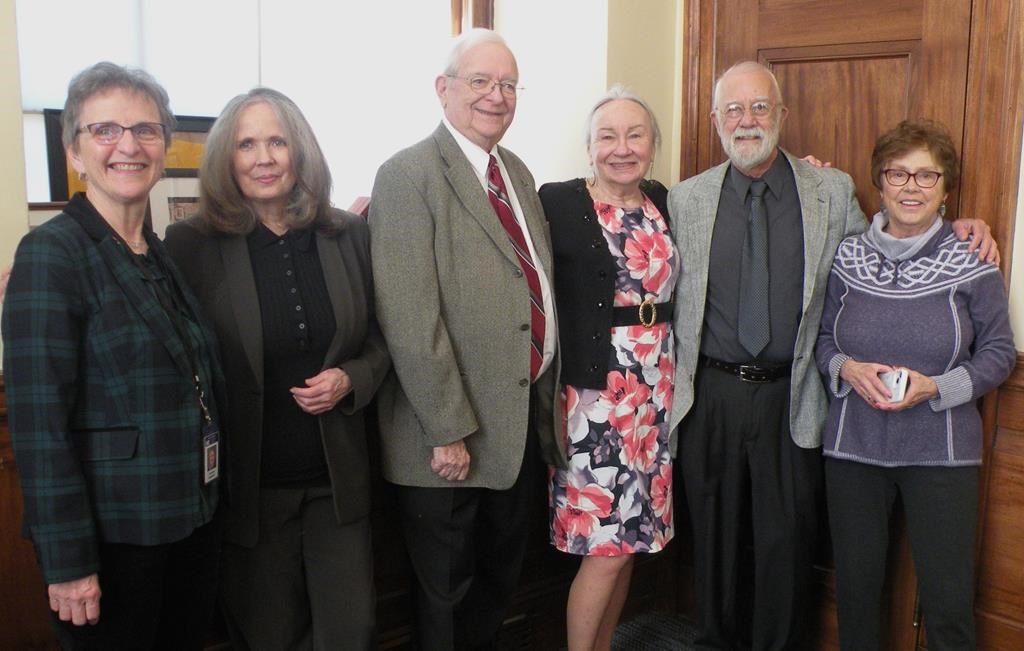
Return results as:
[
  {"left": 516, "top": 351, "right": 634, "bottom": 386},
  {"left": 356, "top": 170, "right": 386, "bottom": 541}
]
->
[
  {"left": 638, "top": 298, "right": 657, "bottom": 328},
  {"left": 738, "top": 364, "right": 771, "bottom": 383}
]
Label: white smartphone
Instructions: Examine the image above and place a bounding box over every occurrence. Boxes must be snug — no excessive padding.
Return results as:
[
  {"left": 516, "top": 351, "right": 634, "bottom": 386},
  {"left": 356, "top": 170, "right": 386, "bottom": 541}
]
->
[{"left": 880, "top": 368, "right": 908, "bottom": 403}]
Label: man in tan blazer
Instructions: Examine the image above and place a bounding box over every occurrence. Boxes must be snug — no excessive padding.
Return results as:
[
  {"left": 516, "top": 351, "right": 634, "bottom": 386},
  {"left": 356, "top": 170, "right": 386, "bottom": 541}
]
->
[{"left": 369, "top": 28, "right": 559, "bottom": 650}]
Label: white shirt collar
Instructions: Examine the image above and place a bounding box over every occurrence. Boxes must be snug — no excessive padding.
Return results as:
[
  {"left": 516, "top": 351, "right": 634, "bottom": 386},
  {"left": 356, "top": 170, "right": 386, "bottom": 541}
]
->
[{"left": 442, "top": 117, "right": 498, "bottom": 178}]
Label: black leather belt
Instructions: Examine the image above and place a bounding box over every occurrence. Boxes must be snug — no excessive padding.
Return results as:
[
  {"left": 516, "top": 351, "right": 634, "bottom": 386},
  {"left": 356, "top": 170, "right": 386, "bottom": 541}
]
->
[
  {"left": 700, "top": 355, "right": 792, "bottom": 383},
  {"left": 612, "top": 299, "right": 674, "bottom": 328}
]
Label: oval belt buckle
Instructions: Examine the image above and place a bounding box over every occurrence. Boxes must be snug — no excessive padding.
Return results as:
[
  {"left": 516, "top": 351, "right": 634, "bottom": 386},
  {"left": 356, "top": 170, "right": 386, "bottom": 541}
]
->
[{"left": 638, "top": 298, "right": 657, "bottom": 328}]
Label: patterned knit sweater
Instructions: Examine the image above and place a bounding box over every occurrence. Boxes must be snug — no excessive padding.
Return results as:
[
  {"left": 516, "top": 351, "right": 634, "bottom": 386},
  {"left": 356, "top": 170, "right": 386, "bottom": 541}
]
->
[{"left": 816, "top": 219, "right": 1015, "bottom": 467}]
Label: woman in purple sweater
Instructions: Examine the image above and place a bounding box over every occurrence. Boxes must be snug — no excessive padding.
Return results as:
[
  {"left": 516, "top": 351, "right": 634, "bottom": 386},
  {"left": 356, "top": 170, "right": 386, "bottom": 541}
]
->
[{"left": 816, "top": 119, "right": 1015, "bottom": 651}]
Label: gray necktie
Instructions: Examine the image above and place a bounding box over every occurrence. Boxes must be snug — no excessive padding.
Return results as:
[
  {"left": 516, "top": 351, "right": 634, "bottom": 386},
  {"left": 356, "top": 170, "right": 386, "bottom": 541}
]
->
[{"left": 738, "top": 179, "right": 770, "bottom": 357}]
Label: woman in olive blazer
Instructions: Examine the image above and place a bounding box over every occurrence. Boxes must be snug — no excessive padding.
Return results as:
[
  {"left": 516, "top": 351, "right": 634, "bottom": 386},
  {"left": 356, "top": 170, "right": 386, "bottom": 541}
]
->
[{"left": 165, "top": 88, "right": 388, "bottom": 650}]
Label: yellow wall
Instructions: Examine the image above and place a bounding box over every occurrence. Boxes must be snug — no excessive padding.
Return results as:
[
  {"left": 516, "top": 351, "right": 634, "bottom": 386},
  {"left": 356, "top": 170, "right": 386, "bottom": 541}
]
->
[
  {"left": 0, "top": 0, "right": 26, "bottom": 364},
  {"left": 606, "top": 0, "right": 683, "bottom": 185},
  {"left": 0, "top": 0, "right": 27, "bottom": 264}
]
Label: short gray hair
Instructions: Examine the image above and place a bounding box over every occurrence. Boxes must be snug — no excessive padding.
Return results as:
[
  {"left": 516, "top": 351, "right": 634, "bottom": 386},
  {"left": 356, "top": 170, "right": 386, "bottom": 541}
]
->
[
  {"left": 62, "top": 61, "right": 175, "bottom": 150},
  {"left": 585, "top": 85, "right": 662, "bottom": 151},
  {"left": 199, "top": 87, "right": 332, "bottom": 235},
  {"left": 443, "top": 28, "right": 512, "bottom": 76},
  {"left": 712, "top": 61, "right": 783, "bottom": 110}
]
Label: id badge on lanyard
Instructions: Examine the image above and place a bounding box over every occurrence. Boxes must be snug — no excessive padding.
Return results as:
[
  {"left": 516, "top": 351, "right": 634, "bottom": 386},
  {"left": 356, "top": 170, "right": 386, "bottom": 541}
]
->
[
  {"left": 203, "top": 420, "right": 220, "bottom": 484},
  {"left": 196, "top": 376, "right": 219, "bottom": 484}
]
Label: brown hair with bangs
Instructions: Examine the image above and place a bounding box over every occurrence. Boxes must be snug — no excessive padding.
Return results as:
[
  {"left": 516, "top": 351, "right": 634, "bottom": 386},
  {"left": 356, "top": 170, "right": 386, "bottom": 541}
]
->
[
  {"left": 870, "top": 119, "right": 960, "bottom": 193},
  {"left": 199, "top": 88, "right": 333, "bottom": 235}
]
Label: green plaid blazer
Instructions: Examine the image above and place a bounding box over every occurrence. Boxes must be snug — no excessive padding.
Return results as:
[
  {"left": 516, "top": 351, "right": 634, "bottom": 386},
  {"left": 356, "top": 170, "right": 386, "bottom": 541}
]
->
[{"left": 2, "top": 193, "right": 224, "bottom": 584}]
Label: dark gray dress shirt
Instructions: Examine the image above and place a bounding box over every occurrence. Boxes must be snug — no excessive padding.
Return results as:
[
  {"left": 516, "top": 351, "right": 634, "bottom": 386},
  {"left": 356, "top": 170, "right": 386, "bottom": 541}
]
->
[{"left": 702, "top": 152, "right": 805, "bottom": 363}]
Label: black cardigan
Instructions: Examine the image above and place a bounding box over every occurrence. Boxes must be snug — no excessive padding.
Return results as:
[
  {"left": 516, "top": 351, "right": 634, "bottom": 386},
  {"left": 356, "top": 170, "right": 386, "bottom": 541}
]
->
[{"left": 539, "top": 177, "right": 671, "bottom": 389}]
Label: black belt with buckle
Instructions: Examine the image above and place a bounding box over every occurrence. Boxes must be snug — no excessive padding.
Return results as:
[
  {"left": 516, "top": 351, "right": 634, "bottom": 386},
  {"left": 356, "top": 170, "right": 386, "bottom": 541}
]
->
[
  {"left": 701, "top": 355, "right": 792, "bottom": 383},
  {"left": 612, "top": 299, "right": 674, "bottom": 328}
]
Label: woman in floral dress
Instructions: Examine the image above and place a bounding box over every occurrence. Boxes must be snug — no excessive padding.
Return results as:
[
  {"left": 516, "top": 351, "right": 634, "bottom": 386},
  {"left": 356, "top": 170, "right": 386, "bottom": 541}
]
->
[{"left": 539, "top": 86, "right": 677, "bottom": 651}]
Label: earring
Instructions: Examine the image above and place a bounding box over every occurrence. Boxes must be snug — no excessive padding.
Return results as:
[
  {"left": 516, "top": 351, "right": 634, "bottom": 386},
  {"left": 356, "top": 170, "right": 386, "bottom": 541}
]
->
[
  {"left": 939, "top": 202, "right": 947, "bottom": 218},
  {"left": 78, "top": 172, "right": 88, "bottom": 181}
]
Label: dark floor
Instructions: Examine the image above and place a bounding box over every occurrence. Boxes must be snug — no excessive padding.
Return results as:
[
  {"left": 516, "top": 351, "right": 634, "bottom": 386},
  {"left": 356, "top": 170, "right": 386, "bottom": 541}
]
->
[{"left": 612, "top": 613, "right": 698, "bottom": 650}]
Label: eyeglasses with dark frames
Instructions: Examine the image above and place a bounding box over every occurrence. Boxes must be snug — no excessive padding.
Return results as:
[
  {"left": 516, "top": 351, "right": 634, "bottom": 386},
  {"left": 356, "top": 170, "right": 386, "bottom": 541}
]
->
[
  {"left": 882, "top": 168, "right": 943, "bottom": 188},
  {"left": 79, "top": 122, "right": 168, "bottom": 145}
]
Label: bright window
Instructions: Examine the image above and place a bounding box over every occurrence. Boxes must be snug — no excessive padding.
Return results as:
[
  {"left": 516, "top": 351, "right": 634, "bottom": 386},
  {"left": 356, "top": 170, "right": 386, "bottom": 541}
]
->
[{"left": 18, "top": 0, "right": 451, "bottom": 206}]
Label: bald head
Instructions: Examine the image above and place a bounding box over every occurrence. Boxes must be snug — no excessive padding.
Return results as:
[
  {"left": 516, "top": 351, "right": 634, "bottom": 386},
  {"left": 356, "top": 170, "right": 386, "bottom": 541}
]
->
[{"left": 712, "top": 61, "right": 783, "bottom": 110}]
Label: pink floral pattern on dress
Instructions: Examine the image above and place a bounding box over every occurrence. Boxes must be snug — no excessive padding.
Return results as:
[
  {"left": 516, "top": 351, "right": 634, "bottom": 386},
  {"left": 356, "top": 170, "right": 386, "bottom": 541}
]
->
[{"left": 549, "top": 195, "right": 678, "bottom": 555}]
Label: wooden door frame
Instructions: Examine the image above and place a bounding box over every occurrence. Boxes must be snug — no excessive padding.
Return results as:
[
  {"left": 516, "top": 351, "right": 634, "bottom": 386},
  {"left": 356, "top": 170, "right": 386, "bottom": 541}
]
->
[
  {"left": 680, "top": 0, "right": 1023, "bottom": 272},
  {"left": 679, "top": 1, "right": 1024, "bottom": 646},
  {"left": 451, "top": 0, "right": 494, "bottom": 35}
]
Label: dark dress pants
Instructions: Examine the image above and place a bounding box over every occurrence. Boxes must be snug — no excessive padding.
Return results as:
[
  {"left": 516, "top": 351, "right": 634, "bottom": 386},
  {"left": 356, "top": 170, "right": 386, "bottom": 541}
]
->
[
  {"left": 220, "top": 486, "right": 375, "bottom": 651},
  {"left": 397, "top": 426, "right": 541, "bottom": 651},
  {"left": 826, "top": 459, "right": 978, "bottom": 651},
  {"left": 679, "top": 367, "right": 820, "bottom": 651},
  {"left": 50, "top": 519, "right": 221, "bottom": 651}
]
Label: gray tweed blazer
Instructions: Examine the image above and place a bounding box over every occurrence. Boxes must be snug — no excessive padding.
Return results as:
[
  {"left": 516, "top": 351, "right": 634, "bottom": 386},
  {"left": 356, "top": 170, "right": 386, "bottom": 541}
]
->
[
  {"left": 369, "top": 123, "right": 561, "bottom": 489},
  {"left": 667, "top": 150, "right": 867, "bottom": 449}
]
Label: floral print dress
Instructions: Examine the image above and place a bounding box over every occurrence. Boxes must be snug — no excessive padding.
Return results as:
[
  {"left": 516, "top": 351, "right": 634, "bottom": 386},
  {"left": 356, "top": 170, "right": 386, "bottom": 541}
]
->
[{"left": 549, "top": 195, "right": 678, "bottom": 556}]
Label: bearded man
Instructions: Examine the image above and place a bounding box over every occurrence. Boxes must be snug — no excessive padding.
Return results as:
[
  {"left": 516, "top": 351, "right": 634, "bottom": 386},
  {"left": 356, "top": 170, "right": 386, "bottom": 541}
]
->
[{"left": 666, "top": 61, "right": 995, "bottom": 651}]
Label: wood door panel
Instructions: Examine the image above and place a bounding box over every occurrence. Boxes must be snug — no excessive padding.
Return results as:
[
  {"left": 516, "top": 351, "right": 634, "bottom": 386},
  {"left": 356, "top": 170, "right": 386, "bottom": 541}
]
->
[
  {"left": 771, "top": 54, "right": 912, "bottom": 217},
  {"left": 682, "top": 2, "right": 1023, "bottom": 650},
  {"left": 975, "top": 373, "right": 1024, "bottom": 638},
  {"left": 975, "top": 435, "right": 1024, "bottom": 618},
  {"left": 692, "top": 0, "right": 970, "bottom": 216},
  {"left": 757, "top": 1, "right": 924, "bottom": 47},
  {"left": 976, "top": 611, "right": 1024, "bottom": 651},
  {"left": 0, "top": 381, "right": 57, "bottom": 650},
  {"left": 959, "top": 1, "right": 1024, "bottom": 257}
]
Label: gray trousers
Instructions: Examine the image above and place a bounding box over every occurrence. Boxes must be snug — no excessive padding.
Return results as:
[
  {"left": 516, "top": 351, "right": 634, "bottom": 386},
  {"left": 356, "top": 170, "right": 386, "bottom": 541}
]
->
[{"left": 220, "top": 486, "right": 375, "bottom": 651}]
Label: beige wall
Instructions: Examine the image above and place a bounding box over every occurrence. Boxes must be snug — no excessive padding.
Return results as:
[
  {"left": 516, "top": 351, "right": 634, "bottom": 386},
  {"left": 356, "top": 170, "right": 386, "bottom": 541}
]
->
[
  {"left": 606, "top": 0, "right": 683, "bottom": 185},
  {"left": 0, "top": 0, "right": 26, "bottom": 364},
  {"left": 1, "top": 0, "right": 27, "bottom": 264}
]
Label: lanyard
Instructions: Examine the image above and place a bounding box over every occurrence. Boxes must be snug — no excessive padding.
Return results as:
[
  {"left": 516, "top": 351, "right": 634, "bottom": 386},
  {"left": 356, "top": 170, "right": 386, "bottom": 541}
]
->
[{"left": 112, "top": 232, "right": 213, "bottom": 425}]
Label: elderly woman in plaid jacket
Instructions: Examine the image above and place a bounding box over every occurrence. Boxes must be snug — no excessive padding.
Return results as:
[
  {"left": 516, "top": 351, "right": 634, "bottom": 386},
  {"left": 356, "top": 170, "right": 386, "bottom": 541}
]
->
[{"left": 2, "top": 62, "right": 224, "bottom": 650}]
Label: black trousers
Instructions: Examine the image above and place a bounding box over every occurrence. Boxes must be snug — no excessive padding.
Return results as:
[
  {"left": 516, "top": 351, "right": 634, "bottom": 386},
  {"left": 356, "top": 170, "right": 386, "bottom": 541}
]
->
[
  {"left": 679, "top": 367, "right": 820, "bottom": 651},
  {"left": 826, "top": 459, "right": 978, "bottom": 651},
  {"left": 50, "top": 519, "right": 221, "bottom": 651},
  {"left": 396, "top": 426, "right": 541, "bottom": 651},
  {"left": 220, "top": 486, "right": 375, "bottom": 651}
]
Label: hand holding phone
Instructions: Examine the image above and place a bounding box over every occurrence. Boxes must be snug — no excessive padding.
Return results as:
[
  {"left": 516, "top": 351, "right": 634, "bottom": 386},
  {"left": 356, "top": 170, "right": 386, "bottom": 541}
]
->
[{"left": 880, "top": 368, "right": 908, "bottom": 403}]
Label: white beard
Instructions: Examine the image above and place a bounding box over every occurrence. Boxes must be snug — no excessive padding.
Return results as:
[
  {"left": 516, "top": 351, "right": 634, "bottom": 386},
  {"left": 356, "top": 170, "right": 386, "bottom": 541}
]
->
[{"left": 721, "top": 124, "right": 780, "bottom": 171}]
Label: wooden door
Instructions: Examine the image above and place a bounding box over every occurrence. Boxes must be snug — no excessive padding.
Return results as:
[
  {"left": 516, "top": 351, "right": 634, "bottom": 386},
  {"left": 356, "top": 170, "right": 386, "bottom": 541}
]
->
[
  {"left": 680, "top": 1, "right": 1024, "bottom": 649},
  {"left": 683, "top": 0, "right": 970, "bottom": 220},
  {"left": 0, "top": 379, "right": 57, "bottom": 649}
]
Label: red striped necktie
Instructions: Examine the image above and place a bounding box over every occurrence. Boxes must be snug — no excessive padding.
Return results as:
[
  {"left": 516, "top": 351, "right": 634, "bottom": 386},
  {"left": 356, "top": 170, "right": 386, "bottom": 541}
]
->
[{"left": 486, "top": 154, "right": 545, "bottom": 380}]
